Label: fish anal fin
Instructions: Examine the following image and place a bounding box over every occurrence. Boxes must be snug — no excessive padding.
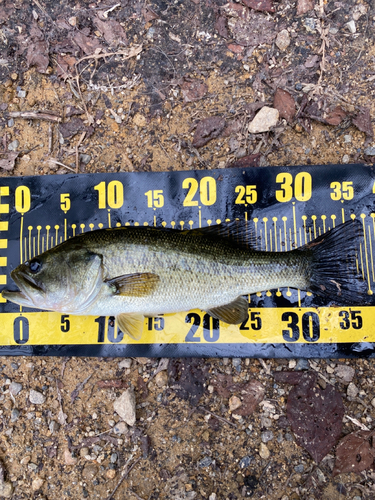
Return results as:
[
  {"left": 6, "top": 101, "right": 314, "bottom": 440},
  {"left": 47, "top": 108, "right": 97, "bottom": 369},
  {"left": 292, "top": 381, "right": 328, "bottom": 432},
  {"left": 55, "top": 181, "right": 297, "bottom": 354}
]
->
[
  {"left": 206, "top": 296, "right": 249, "bottom": 325},
  {"left": 116, "top": 313, "right": 145, "bottom": 340},
  {"left": 107, "top": 272, "right": 160, "bottom": 297}
]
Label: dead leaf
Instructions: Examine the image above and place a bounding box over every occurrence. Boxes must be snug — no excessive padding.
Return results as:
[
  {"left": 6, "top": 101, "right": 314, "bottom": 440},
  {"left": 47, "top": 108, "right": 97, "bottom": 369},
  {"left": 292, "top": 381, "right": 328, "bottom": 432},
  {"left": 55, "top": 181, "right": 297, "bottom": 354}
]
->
[
  {"left": 59, "top": 117, "right": 86, "bottom": 139},
  {"left": 333, "top": 431, "right": 375, "bottom": 476},
  {"left": 215, "top": 13, "right": 229, "bottom": 38},
  {"left": 192, "top": 116, "right": 226, "bottom": 147},
  {"left": 325, "top": 106, "right": 347, "bottom": 126},
  {"left": 228, "top": 154, "right": 261, "bottom": 168},
  {"left": 180, "top": 78, "right": 208, "bottom": 103},
  {"left": 168, "top": 359, "right": 208, "bottom": 406},
  {"left": 56, "top": 54, "right": 76, "bottom": 79},
  {"left": 72, "top": 32, "right": 103, "bottom": 55},
  {"left": 142, "top": 7, "right": 159, "bottom": 23},
  {"left": 241, "top": 101, "right": 267, "bottom": 121},
  {"left": 26, "top": 23, "right": 49, "bottom": 73},
  {"left": 235, "top": 380, "right": 265, "bottom": 416},
  {"left": 274, "top": 88, "right": 296, "bottom": 123},
  {"left": 211, "top": 374, "right": 265, "bottom": 416},
  {"left": 297, "top": 0, "right": 315, "bottom": 16},
  {"left": 286, "top": 371, "right": 344, "bottom": 463},
  {"left": 93, "top": 17, "right": 128, "bottom": 47},
  {"left": 0, "top": 151, "right": 18, "bottom": 171},
  {"left": 242, "top": 0, "right": 275, "bottom": 13},
  {"left": 353, "top": 107, "right": 374, "bottom": 138},
  {"left": 221, "top": 119, "right": 242, "bottom": 137}
]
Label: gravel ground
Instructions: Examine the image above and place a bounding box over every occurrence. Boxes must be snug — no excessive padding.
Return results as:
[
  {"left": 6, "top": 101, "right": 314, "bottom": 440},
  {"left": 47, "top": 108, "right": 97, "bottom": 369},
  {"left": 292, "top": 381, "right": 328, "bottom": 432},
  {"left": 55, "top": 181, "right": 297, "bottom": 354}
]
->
[{"left": 0, "top": 0, "right": 375, "bottom": 498}]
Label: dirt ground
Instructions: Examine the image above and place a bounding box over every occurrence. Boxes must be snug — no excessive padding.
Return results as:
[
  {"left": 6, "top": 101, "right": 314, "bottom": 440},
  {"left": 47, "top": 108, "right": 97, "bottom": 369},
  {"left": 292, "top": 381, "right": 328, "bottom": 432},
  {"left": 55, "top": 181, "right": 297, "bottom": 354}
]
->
[{"left": 1, "top": 0, "right": 375, "bottom": 499}]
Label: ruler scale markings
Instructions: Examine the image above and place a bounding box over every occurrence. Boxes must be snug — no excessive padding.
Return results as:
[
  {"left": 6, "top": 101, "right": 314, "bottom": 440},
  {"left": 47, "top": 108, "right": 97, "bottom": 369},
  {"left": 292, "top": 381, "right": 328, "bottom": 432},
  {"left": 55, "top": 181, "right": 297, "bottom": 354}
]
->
[
  {"left": 0, "top": 166, "right": 375, "bottom": 353},
  {"left": 369, "top": 223, "right": 375, "bottom": 282},
  {"left": 360, "top": 214, "right": 372, "bottom": 293}
]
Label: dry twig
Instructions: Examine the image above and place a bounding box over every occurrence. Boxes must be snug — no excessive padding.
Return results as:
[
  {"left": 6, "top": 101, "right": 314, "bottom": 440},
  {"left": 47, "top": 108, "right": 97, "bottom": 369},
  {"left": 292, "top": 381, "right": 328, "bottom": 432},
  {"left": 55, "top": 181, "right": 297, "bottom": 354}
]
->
[
  {"left": 106, "top": 456, "right": 141, "bottom": 500},
  {"left": 9, "top": 111, "right": 61, "bottom": 122}
]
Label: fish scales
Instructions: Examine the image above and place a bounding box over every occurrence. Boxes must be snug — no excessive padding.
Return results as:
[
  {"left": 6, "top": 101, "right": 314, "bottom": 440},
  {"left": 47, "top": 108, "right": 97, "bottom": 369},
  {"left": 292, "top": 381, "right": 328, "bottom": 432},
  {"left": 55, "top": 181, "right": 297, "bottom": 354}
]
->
[{"left": 70, "top": 226, "right": 310, "bottom": 316}]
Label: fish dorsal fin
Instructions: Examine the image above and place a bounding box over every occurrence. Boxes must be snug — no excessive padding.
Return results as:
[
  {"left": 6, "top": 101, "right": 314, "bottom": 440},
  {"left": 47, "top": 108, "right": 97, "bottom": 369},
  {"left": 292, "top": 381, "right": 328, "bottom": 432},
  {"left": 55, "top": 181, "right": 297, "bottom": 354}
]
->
[
  {"left": 116, "top": 313, "right": 145, "bottom": 340},
  {"left": 206, "top": 296, "right": 249, "bottom": 325},
  {"left": 106, "top": 272, "right": 160, "bottom": 297},
  {"left": 187, "top": 219, "right": 259, "bottom": 250}
]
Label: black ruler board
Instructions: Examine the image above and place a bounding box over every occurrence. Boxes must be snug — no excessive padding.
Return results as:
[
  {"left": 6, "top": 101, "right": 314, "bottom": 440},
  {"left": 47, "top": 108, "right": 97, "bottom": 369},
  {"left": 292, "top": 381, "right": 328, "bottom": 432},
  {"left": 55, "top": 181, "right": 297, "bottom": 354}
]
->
[{"left": 0, "top": 163, "right": 375, "bottom": 358}]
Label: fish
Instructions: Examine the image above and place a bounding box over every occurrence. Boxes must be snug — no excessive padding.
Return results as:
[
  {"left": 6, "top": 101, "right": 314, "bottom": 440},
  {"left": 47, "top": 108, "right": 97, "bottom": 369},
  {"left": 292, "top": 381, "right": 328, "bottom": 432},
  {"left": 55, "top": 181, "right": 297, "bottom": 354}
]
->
[{"left": 1, "top": 219, "right": 368, "bottom": 340}]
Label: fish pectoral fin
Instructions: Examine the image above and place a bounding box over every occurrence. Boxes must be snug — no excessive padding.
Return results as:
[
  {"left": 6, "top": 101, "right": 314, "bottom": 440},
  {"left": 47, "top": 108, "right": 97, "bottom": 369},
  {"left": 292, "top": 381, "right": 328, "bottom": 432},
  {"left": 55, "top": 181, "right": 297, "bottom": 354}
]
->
[
  {"left": 106, "top": 272, "right": 160, "bottom": 297},
  {"left": 206, "top": 296, "right": 249, "bottom": 325},
  {"left": 116, "top": 313, "right": 145, "bottom": 340}
]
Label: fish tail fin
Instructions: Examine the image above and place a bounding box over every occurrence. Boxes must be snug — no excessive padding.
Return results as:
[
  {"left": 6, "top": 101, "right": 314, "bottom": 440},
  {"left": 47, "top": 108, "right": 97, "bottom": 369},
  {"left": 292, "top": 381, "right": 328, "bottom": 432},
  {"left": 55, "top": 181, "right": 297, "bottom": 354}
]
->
[{"left": 304, "top": 219, "right": 370, "bottom": 304}]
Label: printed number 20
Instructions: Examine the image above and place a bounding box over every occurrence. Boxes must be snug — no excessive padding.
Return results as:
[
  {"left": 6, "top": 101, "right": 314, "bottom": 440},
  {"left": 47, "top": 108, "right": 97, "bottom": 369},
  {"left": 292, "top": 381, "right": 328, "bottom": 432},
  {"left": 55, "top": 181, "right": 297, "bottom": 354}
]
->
[{"left": 185, "top": 313, "right": 220, "bottom": 342}]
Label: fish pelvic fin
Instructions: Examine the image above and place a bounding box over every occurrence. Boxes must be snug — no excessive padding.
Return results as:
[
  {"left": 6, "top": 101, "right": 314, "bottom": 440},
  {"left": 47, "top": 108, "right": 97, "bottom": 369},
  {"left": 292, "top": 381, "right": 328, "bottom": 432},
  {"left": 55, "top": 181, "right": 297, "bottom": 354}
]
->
[
  {"left": 116, "top": 313, "right": 145, "bottom": 340},
  {"left": 301, "top": 219, "right": 369, "bottom": 305},
  {"left": 106, "top": 272, "right": 160, "bottom": 297},
  {"left": 206, "top": 296, "right": 249, "bottom": 324}
]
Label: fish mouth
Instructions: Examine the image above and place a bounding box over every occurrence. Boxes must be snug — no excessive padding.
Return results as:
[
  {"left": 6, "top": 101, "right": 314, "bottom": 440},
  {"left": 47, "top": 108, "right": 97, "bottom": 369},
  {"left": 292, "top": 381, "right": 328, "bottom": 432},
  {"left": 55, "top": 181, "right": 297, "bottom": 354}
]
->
[{"left": 2, "top": 270, "right": 45, "bottom": 307}]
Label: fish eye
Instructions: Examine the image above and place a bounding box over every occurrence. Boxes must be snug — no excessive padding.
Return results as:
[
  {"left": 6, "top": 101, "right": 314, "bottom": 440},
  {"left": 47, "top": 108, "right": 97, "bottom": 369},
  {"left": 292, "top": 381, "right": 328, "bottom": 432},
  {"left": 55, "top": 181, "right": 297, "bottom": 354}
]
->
[{"left": 28, "top": 259, "right": 42, "bottom": 273}]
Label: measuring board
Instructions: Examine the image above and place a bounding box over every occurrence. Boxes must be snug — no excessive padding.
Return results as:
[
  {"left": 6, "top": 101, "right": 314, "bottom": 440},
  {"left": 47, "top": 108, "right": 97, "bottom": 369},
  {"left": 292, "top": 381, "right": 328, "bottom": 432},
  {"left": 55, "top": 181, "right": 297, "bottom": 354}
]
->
[{"left": 1, "top": 163, "right": 375, "bottom": 358}]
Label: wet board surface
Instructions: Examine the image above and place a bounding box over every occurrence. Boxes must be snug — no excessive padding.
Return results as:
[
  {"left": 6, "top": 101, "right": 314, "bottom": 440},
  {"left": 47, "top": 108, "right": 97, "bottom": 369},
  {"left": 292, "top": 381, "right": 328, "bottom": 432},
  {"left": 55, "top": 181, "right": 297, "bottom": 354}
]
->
[{"left": 0, "top": 163, "right": 375, "bottom": 358}]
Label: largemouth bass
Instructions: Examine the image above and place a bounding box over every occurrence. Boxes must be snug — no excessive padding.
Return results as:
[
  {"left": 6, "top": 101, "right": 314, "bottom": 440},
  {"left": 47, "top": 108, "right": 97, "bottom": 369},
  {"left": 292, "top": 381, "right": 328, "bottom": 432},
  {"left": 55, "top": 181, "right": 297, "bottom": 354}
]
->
[{"left": 2, "top": 219, "right": 367, "bottom": 340}]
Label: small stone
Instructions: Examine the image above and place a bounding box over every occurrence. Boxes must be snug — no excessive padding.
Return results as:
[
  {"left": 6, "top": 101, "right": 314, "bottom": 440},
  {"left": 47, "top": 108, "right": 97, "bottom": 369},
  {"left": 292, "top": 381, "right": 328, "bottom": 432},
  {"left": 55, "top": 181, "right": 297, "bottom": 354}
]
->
[
  {"left": 9, "top": 382, "right": 22, "bottom": 395},
  {"left": 345, "top": 20, "right": 356, "bottom": 34},
  {"left": 113, "top": 387, "right": 136, "bottom": 426},
  {"left": 17, "top": 90, "right": 26, "bottom": 98},
  {"left": 275, "top": 29, "right": 290, "bottom": 51},
  {"left": 344, "top": 134, "right": 352, "bottom": 143},
  {"left": 68, "top": 16, "right": 78, "bottom": 26},
  {"left": 82, "top": 463, "right": 98, "bottom": 480},
  {"left": 118, "top": 359, "right": 132, "bottom": 369},
  {"left": 347, "top": 382, "right": 358, "bottom": 398},
  {"left": 222, "top": 358, "right": 230, "bottom": 365},
  {"left": 64, "top": 449, "right": 78, "bottom": 465},
  {"left": 229, "top": 395, "right": 242, "bottom": 412},
  {"left": 239, "top": 456, "right": 252, "bottom": 468},
  {"left": 232, "top": 358, "right": 241, "bottom": 367},
  {"left": 334, "top": 365, "right": 355, "bottom": 383},
  {"left": 133, "top": 113, "right": 147, "bottom": 128},
  {"left": 209, "top": 494, "right": 217, "bottom": 500},
  {"left": 79, "top": 154, "right": 91, "bottom": 165},
  {"left": 11, "top": 409, "right": 20, "bottom": 422},
  {"left": 0, "top": 482, "right": 13, "bottom": 497},
  {"left": 197, "top": 457, "right": 212, "bottom": 468},
  {"left": 10, "top": 72, "right": 18, "bottom": 80},
  {"left": 295, "top": 359, "right": 309, "bottom": 371},
  {"left": 364, "top": 146, "right": 375, "bottom": 156},
  {"left": 28, "top": 462, "right": 38, "bottom": 471},
  {"left": 248, "top": 107, "right": 279, "bottom": 134},
  {"left": 8, "top": 140, "right": 19, "bottom": 151},
  {"left": 110, "top": 453, "right": 118, "bottom": 463},
  {"left": 294, "top": 464, "right": 304, "bottom": 473},
  {"left": 371, "top": 397, "right": 375, "bottom": 408},
  {"left": 80, "top": 447, "right": 90, "bottom": 458},
  {"left": 7, "top": 118, "right": 14, "bottom": 127},
  {"left": 49, "top": 420, "right": 60, "bottom": 433},
  {"left": 304, "top": 18, "right": 316, "bottom": 33},
  {"left": 261, "top": 431, "right": 274, "bottom": 443},
  {"left": 342, "top": 154, "right": 350, "bottom": 164},
  {"left": 32, "top": 478, "right": 44, "bottom": 491},
  {"left": 29, "top": 389, "right": 46, "bottom": 405},
  {"left": 113, "top": 421, "right": 128, "bottom": 435},
  {"left": 106, "top": 469, "right": 116, "bottom": 479},
  {"left": 154, "top": 370, "right": 168, "bottom": 387},
  {"left": 259, "top": 443, "right": 270, "bottom": 459}
]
